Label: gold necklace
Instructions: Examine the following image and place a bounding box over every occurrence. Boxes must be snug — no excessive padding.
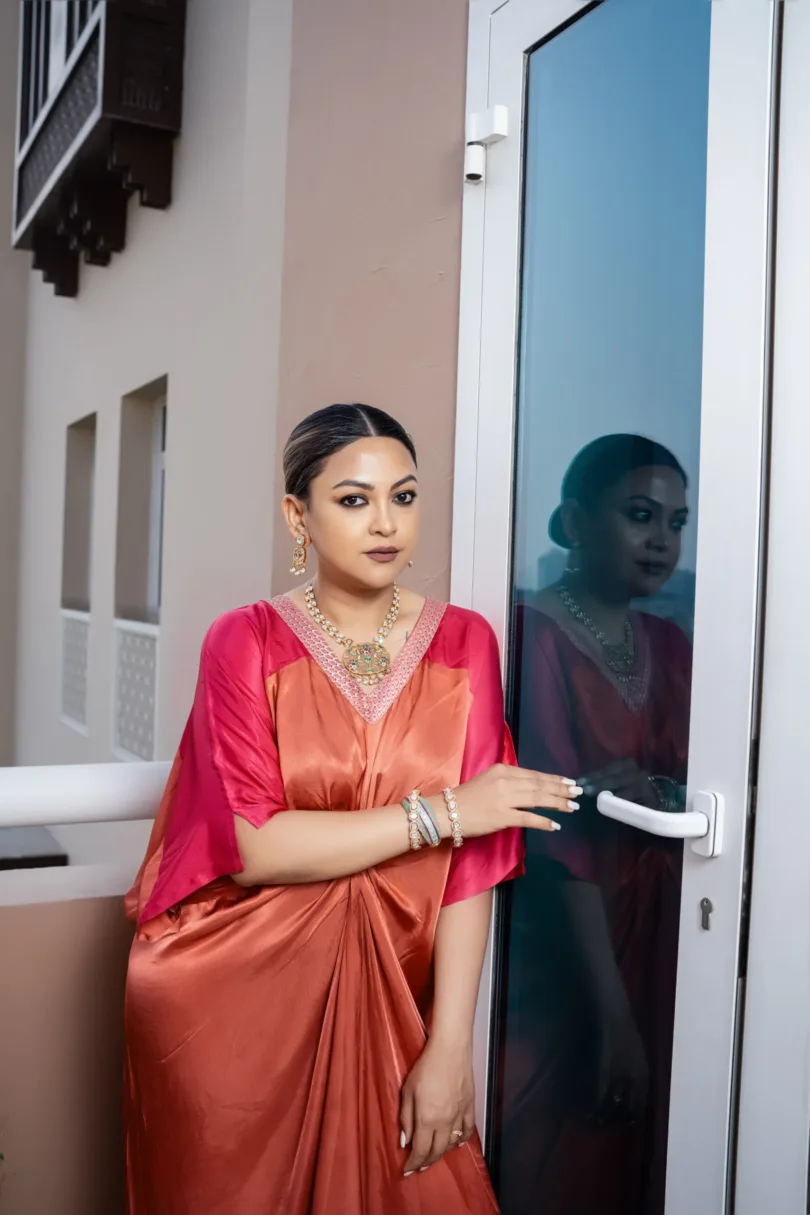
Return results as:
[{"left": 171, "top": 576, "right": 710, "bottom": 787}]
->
[{"left": 304, "top": 583, "right": 401, "bottom": 686}]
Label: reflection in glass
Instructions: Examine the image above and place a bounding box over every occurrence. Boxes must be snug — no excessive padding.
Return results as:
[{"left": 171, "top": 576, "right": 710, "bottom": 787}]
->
[{"left": 492, "top": 1, "right": 711, "bottom": 1213}]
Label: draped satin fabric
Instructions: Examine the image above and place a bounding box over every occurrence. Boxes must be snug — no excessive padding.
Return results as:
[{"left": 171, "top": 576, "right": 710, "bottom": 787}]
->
[
  {"left": 123, "top": 599, "right": 523, "bottom": 1215},
  {"left": 500, "top": 605, "right": 691, "bottom": 1215}
]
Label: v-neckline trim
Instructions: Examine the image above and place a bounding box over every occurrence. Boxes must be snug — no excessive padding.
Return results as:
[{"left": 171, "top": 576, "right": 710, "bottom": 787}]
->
[
  {"left": 531, "top": 602, "right": 653, "bottom": 715},
  {"left": 269, "top": 594, "right": 447, "bottom": 725}
]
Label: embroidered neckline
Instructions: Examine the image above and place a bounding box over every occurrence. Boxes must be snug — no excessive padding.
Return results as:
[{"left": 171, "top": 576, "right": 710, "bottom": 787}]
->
[
  {"left": 533, "top": 604, "right": 653, "bottom": 714},
  {"left": 270, "top": 594, "right": 447, "bottom": 725}
]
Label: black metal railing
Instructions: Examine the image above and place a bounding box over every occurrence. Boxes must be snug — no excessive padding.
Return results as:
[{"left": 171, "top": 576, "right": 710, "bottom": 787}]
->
[
  {"left": 19, "top": 0, "right": 102, "bottom": 145},
  {"left": 65, "top": 0, "right": 101, "bottom": 58},
  {"left": 13, "top": 0, "right": 186, "bottom": 295}
]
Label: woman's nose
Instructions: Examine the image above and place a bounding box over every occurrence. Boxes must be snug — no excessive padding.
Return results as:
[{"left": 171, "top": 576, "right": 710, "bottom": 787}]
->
[{"left": 371, "top": 509, "right": 395, "bottom": 535}]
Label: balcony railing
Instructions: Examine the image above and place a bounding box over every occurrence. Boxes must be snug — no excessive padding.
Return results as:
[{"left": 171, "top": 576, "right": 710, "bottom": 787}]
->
[
  {"left": 0, "top": 761, "right": 168, "bottom": 829},
  {"left": 19, "top": 0, "right": 101, "bottom": 145},
  {"left": 0, "top": 761, "right": 166, "bottom": 904},
  {"left": 13, "top": 0, "right": 187, "bottom": 296}
]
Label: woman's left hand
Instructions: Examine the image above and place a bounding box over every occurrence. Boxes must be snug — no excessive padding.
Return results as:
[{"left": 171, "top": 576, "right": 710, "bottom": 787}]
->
[{"left": 400, "top": 1038, "right": 475, "bottom": 1174}]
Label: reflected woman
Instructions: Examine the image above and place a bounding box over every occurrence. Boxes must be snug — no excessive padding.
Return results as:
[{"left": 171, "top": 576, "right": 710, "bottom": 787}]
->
[{"left": 500, "top": 434, "right": 692, "bottom": 1215}]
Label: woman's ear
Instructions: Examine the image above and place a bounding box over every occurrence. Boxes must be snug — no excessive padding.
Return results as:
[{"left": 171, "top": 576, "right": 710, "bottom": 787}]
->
[
  {"left": 282, "top": 495, "right": 307, "bottom": 542},
  {"left": 558, "top": 499, "right": 585, "bottom": 551}
]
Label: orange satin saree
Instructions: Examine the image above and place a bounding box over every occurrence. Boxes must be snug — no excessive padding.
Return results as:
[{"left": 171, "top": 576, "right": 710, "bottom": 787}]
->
[{"left": 123, "top": 598, "right": 523, "bottom": 1215}]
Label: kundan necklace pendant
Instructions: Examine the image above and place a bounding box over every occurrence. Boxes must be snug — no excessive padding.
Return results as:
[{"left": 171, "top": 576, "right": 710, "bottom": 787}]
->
[{"left": 304, "top": 583, "right": 400, "bottom": 686}]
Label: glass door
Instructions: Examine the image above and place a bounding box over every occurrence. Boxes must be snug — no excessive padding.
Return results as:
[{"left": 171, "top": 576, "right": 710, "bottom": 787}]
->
[{"left": 453, "top": 0, "right": 778, "bottom": 1211}]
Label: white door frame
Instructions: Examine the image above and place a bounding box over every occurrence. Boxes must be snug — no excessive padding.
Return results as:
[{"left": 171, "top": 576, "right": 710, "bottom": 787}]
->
[
  {"left": 451, "top": 0, "right": 778, "bottom": 1207},
  {"left": 735, "top": 3, "right": 810, "bottom": 1210}
]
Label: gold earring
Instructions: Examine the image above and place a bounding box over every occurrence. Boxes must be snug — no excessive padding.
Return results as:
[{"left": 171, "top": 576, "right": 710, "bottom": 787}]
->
[
  {"left": 407, "top": 560, "right": 414, "bottom": 568},
  {"left": 290, "top": 535, "right": 308, "bottom": 577}
]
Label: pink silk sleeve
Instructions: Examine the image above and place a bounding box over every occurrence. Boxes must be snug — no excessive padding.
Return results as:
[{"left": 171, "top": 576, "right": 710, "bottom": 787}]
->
[
  {"left": 140, "top": 609, "right": 286, "bottom": 921},
  {"left": 441, "top": 616, "right": 525, "bottom": 906}
]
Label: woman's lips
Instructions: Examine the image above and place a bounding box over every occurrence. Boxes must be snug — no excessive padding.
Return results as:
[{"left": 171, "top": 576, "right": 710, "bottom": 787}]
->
[
  {"left": 636, "top": 560, "right": 670, "bottom": 576},
  {"left": 365, "top": 549, "right": 400, "bottom": 564}
]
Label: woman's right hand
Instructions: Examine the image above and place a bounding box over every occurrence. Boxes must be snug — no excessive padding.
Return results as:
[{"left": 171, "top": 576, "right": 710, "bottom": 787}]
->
[{"left": 435, "top": 764, "right": 580, "bottom": 839}]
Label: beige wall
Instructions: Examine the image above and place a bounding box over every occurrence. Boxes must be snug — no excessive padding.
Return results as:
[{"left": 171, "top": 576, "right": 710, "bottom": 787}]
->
[
  {"left": 0, "top": 899, "right": 133, "bottom": 1215},
  {"left": 0, "top": 0, "right": 27, "bottom": 765},
  {"left": 272, "top": 0, "right": 470, "bottom": 600},
  {"left": 15, "top": 0, "right": 293, "bottom": 768}
]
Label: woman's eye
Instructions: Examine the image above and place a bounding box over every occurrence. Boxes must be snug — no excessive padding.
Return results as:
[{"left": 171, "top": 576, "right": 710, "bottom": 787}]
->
[
  {"left": 339, "top": 495, "right": 367, "bottom": 508},
  {"left": 394, "top": 491, "right": 418, "bottom": 505},
  {"left": 670, "top": 518, "right": 687, "bottom": 533},
  {"left": 627, "top": 508, "right": 652, "bottom": 524}
]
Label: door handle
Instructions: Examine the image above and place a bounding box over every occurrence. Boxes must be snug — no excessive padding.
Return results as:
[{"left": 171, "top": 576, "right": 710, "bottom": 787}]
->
[{"left": 596, "top": 789, "right": 724, "bottom": 858}]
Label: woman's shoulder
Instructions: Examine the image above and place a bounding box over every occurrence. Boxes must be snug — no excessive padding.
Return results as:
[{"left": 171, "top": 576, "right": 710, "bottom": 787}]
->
[
  {"left": 514, "top": 597, "right": 572, "bottom": 647},
  {"left": 636, "top": 607, "right": 694, "bottom": 646},
  {"left": 635, "top": 610, "right": 692, "bottom": 655},
  {"left": 440, "top": 603, "right": 499, "bottom": 645},
  {"left": 422, "top": 603, "right": 500, "bottom": 673},
  {"left": 202, "top": 599, "right": 298, "bottom": 667}
]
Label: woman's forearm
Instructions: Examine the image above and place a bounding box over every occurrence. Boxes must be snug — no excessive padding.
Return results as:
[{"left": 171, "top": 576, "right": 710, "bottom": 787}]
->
[
  {"left": 232, "top": 800, "right": 451, "bottom": 886},
  {"left": 430, "top": 890, "right": 493, "bottom": 1052}
]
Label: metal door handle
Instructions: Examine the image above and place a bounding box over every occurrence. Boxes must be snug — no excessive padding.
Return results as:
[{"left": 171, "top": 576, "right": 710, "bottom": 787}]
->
[{"left": 596, "top": 789, "right": 724, "bottom": 858}]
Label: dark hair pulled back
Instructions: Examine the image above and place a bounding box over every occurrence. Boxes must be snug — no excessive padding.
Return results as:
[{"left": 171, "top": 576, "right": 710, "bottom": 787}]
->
[
  {"left": 549, "top": 433, "right": 687, "bottom": 547},
  {"left": 283, "top": 404, "right": 417, "bottom": 501}
]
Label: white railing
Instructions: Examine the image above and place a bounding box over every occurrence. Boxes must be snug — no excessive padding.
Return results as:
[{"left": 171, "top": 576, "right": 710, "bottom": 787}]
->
[{"left": 0, "top": 762, "right": 169, "bottom": 829}]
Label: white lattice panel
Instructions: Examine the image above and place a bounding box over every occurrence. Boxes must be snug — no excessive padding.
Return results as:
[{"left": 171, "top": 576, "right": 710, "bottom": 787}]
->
[
  {"left": 61, "top": 613, "right": 89, "bottom": 726},
  {"left": 115, "top": 626, "right": 158, "bottom": 759}
]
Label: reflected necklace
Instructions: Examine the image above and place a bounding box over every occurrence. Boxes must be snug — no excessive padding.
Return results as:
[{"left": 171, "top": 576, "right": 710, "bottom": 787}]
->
[
  {"left": 556, "top": 583, "right": 636, "bottom": 681},
  {"left": 304, "top": 583, "right": 400, "bottom": 686}
]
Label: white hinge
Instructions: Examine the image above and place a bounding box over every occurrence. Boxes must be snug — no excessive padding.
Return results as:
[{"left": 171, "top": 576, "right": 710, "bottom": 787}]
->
[
  {"left": 464, "top": 106, "right": 508, "bottom": 184},
  {"left": 466, "top": 105, "right": 509, "bottom": 147}
]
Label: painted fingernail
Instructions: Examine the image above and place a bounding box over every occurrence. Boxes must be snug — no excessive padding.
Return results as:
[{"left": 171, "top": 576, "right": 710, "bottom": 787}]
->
[
  {"left": 551, "top": 822, "right": 562, "bottom": 831},
  {"left": 568, "top": 786, "right": 584, "bottom": 796},
  {"left": 563, "top": 778, "right": 578, "bottom": 786},
  {"left": 568, "top": 801, "right": 580, "bottom": 810},
  {"left": 420, "top": 1167, "right": 430, "bottom": 1172},
  {"left": 404, "top": 1171, "right": 414, "bottom": 1177},
  {"left": 400, "top": 1130, "right": 407, "bottom": 1149}
]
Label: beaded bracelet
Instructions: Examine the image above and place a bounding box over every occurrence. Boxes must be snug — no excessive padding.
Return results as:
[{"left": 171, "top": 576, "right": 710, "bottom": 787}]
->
[
  {"left": 442, "top": 787, "right": 464, "bottom": 848},
  {"left": 402, "top": 790, "right": 443, "bottom": 849},
  {"left": 403, "top": 790, "right": 423, "bottom": 850}
]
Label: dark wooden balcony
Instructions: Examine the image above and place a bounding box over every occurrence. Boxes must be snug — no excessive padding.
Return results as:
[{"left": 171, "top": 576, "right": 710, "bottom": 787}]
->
[{"left": 13, "top": 0, "right": 186, "bottom": 297}]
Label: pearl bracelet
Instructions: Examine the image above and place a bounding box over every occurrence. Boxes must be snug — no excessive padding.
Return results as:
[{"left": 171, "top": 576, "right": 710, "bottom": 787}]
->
[
  {"left": 403, "top": 790, "right": 423, "bottom": 850},
  {"left": 442, "top": 787, "right": 464, "bottom": 848}
]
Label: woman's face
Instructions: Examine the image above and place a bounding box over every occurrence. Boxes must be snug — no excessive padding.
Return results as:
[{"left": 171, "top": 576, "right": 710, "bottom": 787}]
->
[
  {"left": 573, "top": 464, "right": 689, "bottom": 601},
  {"left": 287, "top": 437, "right": 420, "bottom": 591}
]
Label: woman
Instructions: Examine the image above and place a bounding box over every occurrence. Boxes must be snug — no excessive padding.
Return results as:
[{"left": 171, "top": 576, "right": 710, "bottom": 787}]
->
[
  {"left": 123, "top": 403, "right": 579, "bottom": 1215},
  {"left": 499, "top": 434, "right": 693, "bottom": 1215}
]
